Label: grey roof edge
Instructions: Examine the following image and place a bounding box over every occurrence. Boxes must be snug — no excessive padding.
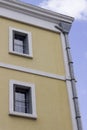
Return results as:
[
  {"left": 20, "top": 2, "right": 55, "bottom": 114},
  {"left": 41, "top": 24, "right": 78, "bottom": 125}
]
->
[{"left": 0, "top": 0, "right": 74, "bottom": 24}]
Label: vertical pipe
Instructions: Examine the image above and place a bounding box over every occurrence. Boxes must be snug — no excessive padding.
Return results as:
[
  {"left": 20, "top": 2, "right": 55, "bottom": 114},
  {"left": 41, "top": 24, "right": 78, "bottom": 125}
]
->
[{"left": 64, "top": 34, "right": 83, "bottom": 130}]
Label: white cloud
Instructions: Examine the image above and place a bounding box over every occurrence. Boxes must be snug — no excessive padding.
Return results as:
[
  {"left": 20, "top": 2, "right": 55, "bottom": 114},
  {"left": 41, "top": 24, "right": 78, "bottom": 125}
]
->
[{"left": 39, "top": 0, "right": 87, "bottom": 20}]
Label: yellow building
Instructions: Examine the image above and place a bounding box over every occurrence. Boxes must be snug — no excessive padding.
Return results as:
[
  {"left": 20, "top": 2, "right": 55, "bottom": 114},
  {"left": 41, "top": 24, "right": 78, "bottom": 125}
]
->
[{"left": 0, "top": 0, "right": 82, "bottom": 130}]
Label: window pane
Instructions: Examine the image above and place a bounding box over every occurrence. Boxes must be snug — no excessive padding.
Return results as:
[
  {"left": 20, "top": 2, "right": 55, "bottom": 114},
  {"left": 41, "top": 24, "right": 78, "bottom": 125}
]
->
[
  {"left": 13, "top": 32, "right": 29, "bottom": 55},
  {"left": 15, "top": 92, "right": 26, "bottom": 113},
  {"left": 14, "top": 39, "right": 23, "bottom": 53},
  {"left": 14, "top": 87, "right": 32, "bottom": 114}
]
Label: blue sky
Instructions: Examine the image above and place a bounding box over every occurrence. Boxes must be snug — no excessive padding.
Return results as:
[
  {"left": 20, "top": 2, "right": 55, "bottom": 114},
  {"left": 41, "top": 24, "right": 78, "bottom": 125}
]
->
[
  {"left": 69, "top": 20, "right": 87, "bottom": 130},
  {"left": 21, "top": 0, "right": 87, "bottom": 129}
]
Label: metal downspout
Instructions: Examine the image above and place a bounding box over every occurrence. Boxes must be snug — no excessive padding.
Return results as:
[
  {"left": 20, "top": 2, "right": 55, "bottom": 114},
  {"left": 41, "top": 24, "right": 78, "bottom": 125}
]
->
[
  {"left": 55, "top": 22, "right": 83, "bottom": 130},
  {"left": 64, "top": 34, "right": 82, "bottom": 130}
]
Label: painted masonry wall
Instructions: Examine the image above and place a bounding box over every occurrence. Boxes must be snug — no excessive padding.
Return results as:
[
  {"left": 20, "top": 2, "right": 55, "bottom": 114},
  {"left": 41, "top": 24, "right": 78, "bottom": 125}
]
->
[
  {"left": 0, "top": 17, "right": 73, "bottom": 130},
  {"left": 0, "top": 17, "right": 65, "bottom": 76}
]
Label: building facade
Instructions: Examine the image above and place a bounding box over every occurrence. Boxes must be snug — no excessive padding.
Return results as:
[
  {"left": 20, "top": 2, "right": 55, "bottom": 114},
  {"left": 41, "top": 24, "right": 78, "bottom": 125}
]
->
[{"left": 0, "top": 0, "right": 82, "bottom": 130}]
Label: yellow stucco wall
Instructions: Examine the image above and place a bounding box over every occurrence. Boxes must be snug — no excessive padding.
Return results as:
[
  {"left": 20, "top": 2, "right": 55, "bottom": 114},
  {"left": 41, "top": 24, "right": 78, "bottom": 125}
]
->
[
  {"left": 0, "top": 17, "right": 65, "bottom": 76},
  {"left": 0, "top": 67, "right": 72, "bottom": 130},
  {"left": 0, "top": 17, "right": 73, "bottom": 130}
]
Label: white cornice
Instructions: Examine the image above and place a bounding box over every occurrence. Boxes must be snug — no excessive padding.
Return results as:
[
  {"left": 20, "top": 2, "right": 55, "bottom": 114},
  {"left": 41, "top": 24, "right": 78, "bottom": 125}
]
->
[
  {"left": 0, "top": 0, "right": 74, "bottom": 30},
  {"left": 0, "top": 62, "right": 65, "bottom": 81}
]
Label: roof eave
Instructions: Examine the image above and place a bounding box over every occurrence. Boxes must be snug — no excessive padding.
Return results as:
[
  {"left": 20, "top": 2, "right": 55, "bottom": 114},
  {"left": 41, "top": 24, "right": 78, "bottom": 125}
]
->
[{"left": 0, "top": 0, "right": 74, "bottom": 24}]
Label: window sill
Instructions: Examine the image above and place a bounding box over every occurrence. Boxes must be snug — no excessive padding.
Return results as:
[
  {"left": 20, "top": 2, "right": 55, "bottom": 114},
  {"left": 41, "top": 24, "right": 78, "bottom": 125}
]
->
[
  {"left": 9, "top": 51, "right": 33, "bottom": 59},
  {"left": 9, "top": 111, "right": 37, "bottom": 119}
]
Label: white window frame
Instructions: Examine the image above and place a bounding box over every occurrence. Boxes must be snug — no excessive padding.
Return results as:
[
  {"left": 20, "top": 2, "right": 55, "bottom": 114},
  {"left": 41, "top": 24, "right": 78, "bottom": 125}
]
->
[
  {"left": 9, "top": 27, "right": 33, "bottom": 58},
  {"left": 9, "top": 80, "right": 37, "bottom": 119}
]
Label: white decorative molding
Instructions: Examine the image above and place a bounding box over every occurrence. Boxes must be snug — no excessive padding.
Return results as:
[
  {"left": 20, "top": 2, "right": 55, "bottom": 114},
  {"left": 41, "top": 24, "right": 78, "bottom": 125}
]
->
[
  {"left": 0, "top": 0, "right": 73, "bottom": 32},
  {"left": 9, "top": 80, "right": 37, "bottom": 119},
  {"left": 0, "top": 0, "right": 74, "bottom": 23},
  {"left": 9, "top": 27, "right": 33, "bottom": 58},
  {"left": 61, "top": 33, "right": 78, "bottom": 130},
  {"left": 0, "top": 7, "right": 60, "bottom": 33},
  {"left": 0, "top": 62, "right": 65, "bottom": 80},
  {"left": 60, "top": 33, "right": 71, "bottom": 79}
]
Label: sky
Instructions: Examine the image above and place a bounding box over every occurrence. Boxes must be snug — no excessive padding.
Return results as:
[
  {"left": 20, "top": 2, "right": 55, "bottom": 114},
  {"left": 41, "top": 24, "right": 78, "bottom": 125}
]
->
[{"left": 21, "top": 0, "right": 87, "bottom": 129}]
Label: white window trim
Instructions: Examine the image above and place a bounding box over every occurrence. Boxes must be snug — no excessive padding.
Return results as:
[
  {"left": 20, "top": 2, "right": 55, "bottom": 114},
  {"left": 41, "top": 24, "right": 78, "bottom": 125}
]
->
[
  {"left": 9, "top": 27, "right": 33, "bottom": 58},
  {"left": 9, "top": 80, "right": 37, "bottom": 119}
]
